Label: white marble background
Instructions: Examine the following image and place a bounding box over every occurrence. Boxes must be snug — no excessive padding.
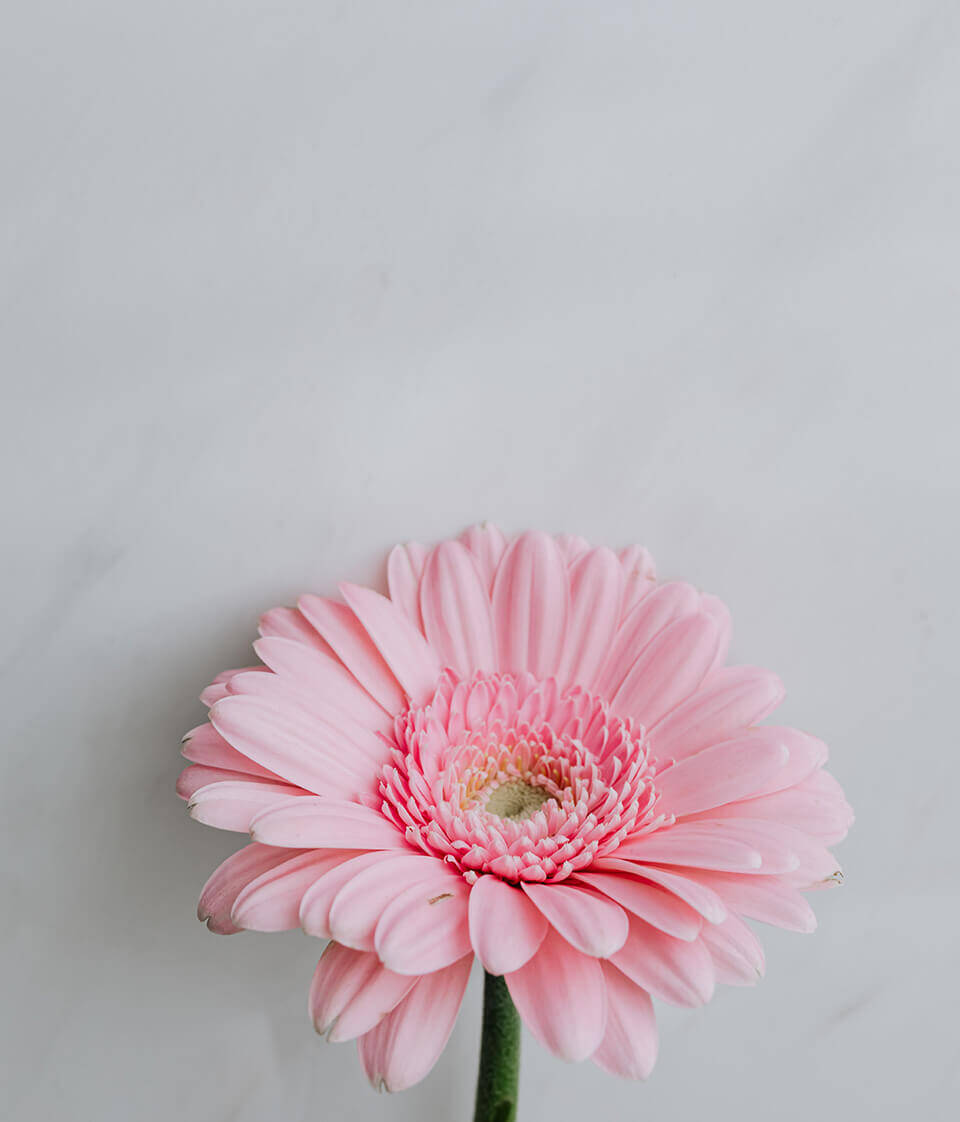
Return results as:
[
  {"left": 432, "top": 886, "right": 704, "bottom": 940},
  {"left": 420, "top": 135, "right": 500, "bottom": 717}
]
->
[{"left": 2, "top": 2, "right": 958, "bottom": 1119}]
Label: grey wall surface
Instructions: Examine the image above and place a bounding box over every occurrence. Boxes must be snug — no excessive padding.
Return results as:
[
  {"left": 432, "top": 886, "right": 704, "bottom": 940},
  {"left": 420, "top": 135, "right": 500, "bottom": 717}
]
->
[{"left": 2, "top": 2, "right": 958, "bottom": 1120}]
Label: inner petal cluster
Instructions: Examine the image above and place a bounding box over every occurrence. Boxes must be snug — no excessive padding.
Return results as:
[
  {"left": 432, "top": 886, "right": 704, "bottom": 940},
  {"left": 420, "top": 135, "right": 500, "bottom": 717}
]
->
[{"left": 379, "top": 670, "right": 672, "bottom": 883}]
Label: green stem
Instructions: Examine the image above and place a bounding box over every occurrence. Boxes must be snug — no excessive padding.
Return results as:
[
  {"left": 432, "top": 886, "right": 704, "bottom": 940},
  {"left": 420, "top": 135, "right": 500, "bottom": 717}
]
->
[{"left": 473, "top": 972, "right": 521, "bottom": 1122}]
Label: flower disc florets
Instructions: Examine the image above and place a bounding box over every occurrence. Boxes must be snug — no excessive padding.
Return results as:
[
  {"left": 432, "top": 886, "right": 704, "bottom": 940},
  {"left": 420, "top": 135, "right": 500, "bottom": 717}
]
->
[{"left": 380, "top": 670, "right": 672, "bottom": 884}]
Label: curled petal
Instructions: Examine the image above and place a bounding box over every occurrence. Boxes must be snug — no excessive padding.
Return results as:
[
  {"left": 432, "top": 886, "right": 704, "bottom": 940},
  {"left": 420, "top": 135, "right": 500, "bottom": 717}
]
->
[{"left": 310, "top": 943, "right": 416, "bottom": 1042}]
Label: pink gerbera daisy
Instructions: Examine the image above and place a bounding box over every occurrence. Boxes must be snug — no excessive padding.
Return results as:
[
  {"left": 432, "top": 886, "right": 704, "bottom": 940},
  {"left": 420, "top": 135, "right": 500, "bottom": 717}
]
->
[{"left": 178, "top": 525, "right": 852, "bottom": 1096}]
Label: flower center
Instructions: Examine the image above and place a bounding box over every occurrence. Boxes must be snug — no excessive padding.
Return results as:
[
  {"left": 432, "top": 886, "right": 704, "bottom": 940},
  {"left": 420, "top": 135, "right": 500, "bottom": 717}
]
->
[
  {"left": 379, "top": 669, "right": 671, "bottom": 883},
  {"left": 484, "top": 779, "right": 556, "bottom": 821}
]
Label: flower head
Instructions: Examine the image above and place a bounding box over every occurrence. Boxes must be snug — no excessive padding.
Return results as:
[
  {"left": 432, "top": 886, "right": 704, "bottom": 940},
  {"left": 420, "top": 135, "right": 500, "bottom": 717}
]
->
[{"left": 179, "top": 526, "right": 852, "bottom": 1090}]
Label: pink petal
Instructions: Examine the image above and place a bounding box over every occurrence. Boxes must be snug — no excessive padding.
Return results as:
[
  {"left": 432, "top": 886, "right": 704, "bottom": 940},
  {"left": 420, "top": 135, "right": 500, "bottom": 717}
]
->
[
  {"left": 572, "top": 871, "right": 703, "bottom": 941},
  {"left": 690, "top": 769, "right": 853, "bottom": 844},
  {"left": 197, "top": 843, "right": 303, "bottom": 934},
  {"left": 231, "top": 850, "right": 359, "bottom": 932},
  {"left": 297, "top": 595, "right": 406, "bottom": 713},
  {"left": 492, "top": 530, "right": 569, "bottom": 677},
  {"left": 554, "top": 547, "right": 624, "bottom": 690},
  {"left": 387, "top": 542, "right": 428, "bottom": 630},
  {"left": 700, "top": 594, "right": 732, "bottom": 672},
  {"left": 597, "top": 582, "right": 699, "bottom": 698},
  {"left": 655, "top": 731, "right": 791, "bottom": 816},
  {"left": 188, "top": 780, "right": 304, "bottom": 832},
  {"left": 357, "top": 955, "right": 473, "bottom": 1092},
  {"left": 616, "top": 822, "right": 764, "bottom": 872},
  {"left": 617, "top": 545, "right": 657, "bottom": 617},
  {"left": 678, "top": 870, "right": 817, "bottom": 932},
  {"left": 649, "top": 665, "right": 785, "bottom": 761},
  {"left": 555, "top": 533, "right": 591, "bottom": 564},
  {"left": 592, "top": 858, "right": 727, "bottom": 923},
  {"left": 420, "top": 541, "right": 497, "bottom": 676},
  {"left": 200, "top": 666, "right": 262, "bottom": 707},
  {"left": 253, "top": 636, "right": 391, "bottom": 731},
  {"left": 468, "top": 875, "right": 549, "bottom": 975},
  {"left": 698, "top": 914, "right": 765, "bottom": 986},
  {"left": 309, "top": 943, "right": 416, "bottom": 1042},
  {"left": 505, "top": 928, "right": 607, "bottom": 1062},
  {"left": 458, "top": 522, "right": 509, "bottom": 589},
  {"left": 258, "top": 606, "right": 329, "bottom": 650},
  {"left": 610, "top": 917, "right": 715, "bottom": 1006},
  {"left": 659, "top": 818, "right": 802, "bottom": 874},
  {"left": 328, "top": 853, "right": 443, "bottom": 950},
  {"left": 300, "top": 851, "right": 400, "bottom": 937},
  {"left": 613, "top": 612, "right": 721, "bottom": 728},
  {"left": 521, "top": 882, "right": 629, "bottom": 958},
  {"left": 224, "top": 669, "right": 389, "bottom": 767},
  {"left": 748, "top": 728, "right": 829, "bottom": 796},
  {"left": 211, "top": 695, "right": 377, "bottom": 798},
  {"left": 181, "top": 722, "right": 281, "bottom": 780},
  {"left": 250, "top": 798, "right": 405, "bottom": 851},
  {"left": 592, "top": 962, "right": 658, "bottom": 1080},
  {"left": 340, "top": 583, "right": 442, "bottom": 705},
  {"left": 374, "top": 872, "right": 472, "bottom": 975},
  {"left": 177, "top": 764, "right": 274, "bottom": 801}
]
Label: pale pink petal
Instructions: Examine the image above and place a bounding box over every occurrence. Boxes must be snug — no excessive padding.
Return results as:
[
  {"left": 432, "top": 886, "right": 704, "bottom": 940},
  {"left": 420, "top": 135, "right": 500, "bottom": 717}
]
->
[
  {"left": 200, "top": 666, "right": 262, "bottom": 707},
  {"left": 250, "top": 798, "right": 406, "bottom": 851},
  {"left": 357, "top": 955, "right": 473, "bottom": 1092},
  {"left": 592, "top": 962, "right": 658, "bottom": 1080},
  {"left": 554, "top": 547, "right": 624, "bottom": 690},
  {"left": 688, "top": 770, "right": 854, "bottom": 845},
  {"left": 197, "top": 843, "right": 303, "bottom": 934},
  {"left": 420, "top": 541, "right": 497, "bottom": 676},
  {"left": 649, "top": 665, "right": 785, "bottom": 761},
  {"left": 310, "top": 943, "right": 416, "bottom": 1042},
  {"left": 655, "top": 819, "right": 801, "bottom": 874},
  {"left": 617, "top": 821, "right": 764, "bottom": 871},
  {"left": 253, "top": 636, "right": 391, "bottom": 731},
  {"left": 258, "top": 606, "right": 329, "bottom": 650},
  {"left": 387, "top": 542, "right": 428, "bottom": 630},
  {"left": 374, "top": 873, "right": 472, "bottom": 975},
  {"left": 188, "top": 781, "right": 304, "bottom": 832},
  {"left": 231, "top": 850, "right": 359, "bottom": 932},
  {"left": 572, "top": 871, "right": 703, "bottom": 941},
  {"left": 181, "top": 722, "right": 281, "bottom": 780},
  {"left": 328, "top": 853, "right": 443, "bottom": 951},
  {"left": 458, "top": 522, "right": 509, "bottom": 589},
  {"left": 698, "top": 914, "right": 765, "bottom": 986},
  {"left": 300, "top": 852, "right": 400, "bottom": 938},
  {"left": 597, "top": 582, "right": 700, "bottom": 698},
  {"left": 617, "top": 545, "right": 657, "bottom": 617},
  {"left": 492, "top": 531, "right": 569, "bottom": 677},
  {"left": 297, "top": 595, "right": 406, "bottom": 713},
  {"left": 555, "top": 533, "right": 591, "bottom": 564},
  {"left": 748, "top": 728, "right": 829, "bottom": 796},
  {"left": 505, "top": 928, "right": 607, "bottom": 1062},
  {"left": 611, "top": 917, "right": 715, "bottom": 1006},
  {"left": 678, "top": 870, "right": 817, "bottom": 932},
  {"left": 656, "top": 731, "right": 791, "bottom": 816},
  {"left": 701, "top": 594, "right": 732, "bottom": 671},
  {"left": 522, "top": 882, "right": 629, "bottom": 958},
  {"left": 340, "top": 583, "right": 442, "bottom": 705},
  {"left": 177, "top": 764, "right": 271, "bottom": 801},
  {"left": 592, "top": 858, "right": 727, "bottom": 923},
  {"left": 612, "top": 612, "right": 722, "bottom": 728},
  {"left": 211, "top": 695, "right": 377, "bottom": 798},
  {"left": 468, "top": 875, "right": 549, "bottom": 975},
  {"left": 224, "top": 670, "right": 390, "bottom": 767}
]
